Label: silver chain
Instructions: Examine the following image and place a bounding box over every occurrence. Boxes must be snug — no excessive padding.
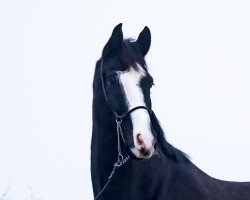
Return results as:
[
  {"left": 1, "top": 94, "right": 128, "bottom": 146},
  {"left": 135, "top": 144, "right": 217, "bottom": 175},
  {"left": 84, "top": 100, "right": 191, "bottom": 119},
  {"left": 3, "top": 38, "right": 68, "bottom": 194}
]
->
[
  {"left": 117, "top": 121, "right": 126, "bottom": 144},
  {"left": 116, "top": 121, "right": 122, "bottom": 157},
  {"left": 93, "top": 119, "right": 130, "bottom": 200},
  {"left": 115, "top": 119, "right": 129, "bottom": 167}
]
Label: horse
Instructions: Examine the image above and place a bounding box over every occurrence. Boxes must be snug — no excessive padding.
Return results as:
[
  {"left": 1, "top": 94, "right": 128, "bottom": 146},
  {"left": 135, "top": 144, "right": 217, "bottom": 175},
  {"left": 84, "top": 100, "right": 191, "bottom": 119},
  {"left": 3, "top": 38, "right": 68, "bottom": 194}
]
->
[{"left": 91, "top": 23, "right": 250, "bottom": 200}]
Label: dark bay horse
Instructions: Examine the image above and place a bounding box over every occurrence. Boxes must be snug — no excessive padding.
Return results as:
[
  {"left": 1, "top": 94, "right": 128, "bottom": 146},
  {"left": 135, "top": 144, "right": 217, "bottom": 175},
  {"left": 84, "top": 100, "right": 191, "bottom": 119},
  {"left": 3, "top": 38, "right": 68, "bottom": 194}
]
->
[{"left": 91, "top": 23, "right": 250, "bottom": 200}]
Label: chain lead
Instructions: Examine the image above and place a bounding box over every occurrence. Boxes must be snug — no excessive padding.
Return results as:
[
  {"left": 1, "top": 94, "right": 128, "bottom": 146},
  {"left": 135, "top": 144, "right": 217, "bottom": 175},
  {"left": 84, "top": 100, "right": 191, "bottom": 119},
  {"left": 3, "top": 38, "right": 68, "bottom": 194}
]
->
[{"left": 115, "top": 119, "right": 128, "bottom": 167}]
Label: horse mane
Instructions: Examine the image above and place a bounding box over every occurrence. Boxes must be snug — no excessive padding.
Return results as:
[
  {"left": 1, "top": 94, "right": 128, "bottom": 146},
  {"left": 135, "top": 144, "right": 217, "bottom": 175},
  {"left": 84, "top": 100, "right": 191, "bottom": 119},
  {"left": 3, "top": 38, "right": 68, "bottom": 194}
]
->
[
  {"left": 119, "top": 40, "right": 190, "bottom": 163},
  {"left": 150, "top": 111, "right": 190, "bottom": 163}
]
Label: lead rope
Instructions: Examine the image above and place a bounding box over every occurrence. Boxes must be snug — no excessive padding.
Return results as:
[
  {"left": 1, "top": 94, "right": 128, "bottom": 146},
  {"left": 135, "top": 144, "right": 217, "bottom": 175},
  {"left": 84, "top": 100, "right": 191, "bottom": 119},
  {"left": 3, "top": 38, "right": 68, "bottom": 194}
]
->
[{"left": 94, "top": 119, "right": 129, "bottom": 200}]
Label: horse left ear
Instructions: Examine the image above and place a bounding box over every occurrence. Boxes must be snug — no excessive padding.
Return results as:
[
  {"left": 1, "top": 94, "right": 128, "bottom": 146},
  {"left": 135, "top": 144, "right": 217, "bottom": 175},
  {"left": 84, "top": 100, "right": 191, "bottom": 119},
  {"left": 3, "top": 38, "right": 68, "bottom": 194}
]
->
[
  {"left": 102, "top": 23, "right": 123, "bottom": 58},
  {"left": 137, "top": 26, "right": 151, "bottom": 56}
]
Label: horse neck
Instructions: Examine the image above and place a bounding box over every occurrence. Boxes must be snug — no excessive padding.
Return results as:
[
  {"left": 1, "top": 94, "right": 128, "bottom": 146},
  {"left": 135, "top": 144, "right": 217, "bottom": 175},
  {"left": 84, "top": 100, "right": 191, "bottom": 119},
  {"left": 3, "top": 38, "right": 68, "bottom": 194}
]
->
[{"left": 91, "top": 88, "right": 118, "bottom": 164}]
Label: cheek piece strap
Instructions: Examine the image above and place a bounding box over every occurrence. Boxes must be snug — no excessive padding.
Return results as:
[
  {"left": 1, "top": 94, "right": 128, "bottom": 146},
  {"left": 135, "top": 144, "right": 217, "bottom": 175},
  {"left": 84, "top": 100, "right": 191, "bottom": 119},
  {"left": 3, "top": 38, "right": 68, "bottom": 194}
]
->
[{"left": 94, "top": 59, "right": 153, "bottom": 200}]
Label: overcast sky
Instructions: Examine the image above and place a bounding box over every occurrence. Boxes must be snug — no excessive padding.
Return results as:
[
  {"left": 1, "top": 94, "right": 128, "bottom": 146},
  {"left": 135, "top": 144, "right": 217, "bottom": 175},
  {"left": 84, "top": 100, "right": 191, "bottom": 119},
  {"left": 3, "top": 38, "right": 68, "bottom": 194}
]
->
[{"left": 1, "top": 0, "right": 250, "bottom": 199}]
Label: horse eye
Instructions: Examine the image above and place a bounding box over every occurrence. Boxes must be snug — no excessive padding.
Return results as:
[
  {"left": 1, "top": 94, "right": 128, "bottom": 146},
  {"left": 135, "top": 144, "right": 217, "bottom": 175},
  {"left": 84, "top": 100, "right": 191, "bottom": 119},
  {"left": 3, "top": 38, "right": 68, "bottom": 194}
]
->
[
  {"left": 106, "top": 73, "right": 119, "bottom": 85},
  {"left": 108, "top": 77, "right": 119, "bottom": 85}
]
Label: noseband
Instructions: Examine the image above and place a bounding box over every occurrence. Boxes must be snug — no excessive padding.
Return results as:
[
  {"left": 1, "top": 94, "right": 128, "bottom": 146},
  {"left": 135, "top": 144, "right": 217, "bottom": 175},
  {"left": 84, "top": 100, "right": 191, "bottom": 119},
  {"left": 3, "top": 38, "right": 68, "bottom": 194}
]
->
[{"left": 94, "top": 60, "right": 153, "bottom": 200}]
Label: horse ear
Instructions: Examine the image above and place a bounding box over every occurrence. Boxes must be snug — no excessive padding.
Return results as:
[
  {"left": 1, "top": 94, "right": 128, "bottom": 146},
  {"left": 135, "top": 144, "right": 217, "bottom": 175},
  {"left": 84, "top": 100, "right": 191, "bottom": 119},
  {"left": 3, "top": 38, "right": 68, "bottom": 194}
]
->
[
  {"left": 102, "top": 23, "right": 123, "bottom": 57},
  {"left": 137, "top": 26, "right": 151, "bottom": 56}
]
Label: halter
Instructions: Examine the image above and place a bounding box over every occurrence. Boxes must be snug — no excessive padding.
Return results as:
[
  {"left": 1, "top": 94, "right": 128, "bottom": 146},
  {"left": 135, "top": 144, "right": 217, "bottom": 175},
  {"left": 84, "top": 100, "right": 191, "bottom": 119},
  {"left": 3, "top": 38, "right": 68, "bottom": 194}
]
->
[{"left": 94, "top": 59, "right": 152, "bottom": 200}]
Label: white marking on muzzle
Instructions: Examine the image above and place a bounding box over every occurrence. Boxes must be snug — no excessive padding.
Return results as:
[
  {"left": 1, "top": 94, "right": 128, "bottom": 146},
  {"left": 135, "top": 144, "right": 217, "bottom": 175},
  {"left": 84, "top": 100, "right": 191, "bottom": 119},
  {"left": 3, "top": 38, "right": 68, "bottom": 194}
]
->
[{"left": 119, "top": 64, "right": 154, "bottom": 150}]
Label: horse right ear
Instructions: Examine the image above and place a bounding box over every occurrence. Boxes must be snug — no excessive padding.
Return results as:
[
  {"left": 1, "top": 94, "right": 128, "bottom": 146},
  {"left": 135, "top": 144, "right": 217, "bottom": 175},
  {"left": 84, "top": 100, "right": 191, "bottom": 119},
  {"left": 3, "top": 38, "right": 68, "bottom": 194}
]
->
[
  {"left": 102, "top": 23, "right": 123, "bottom": 58},
  {"left": 137, "top": 26, "right": 151, "bottom": 56}
]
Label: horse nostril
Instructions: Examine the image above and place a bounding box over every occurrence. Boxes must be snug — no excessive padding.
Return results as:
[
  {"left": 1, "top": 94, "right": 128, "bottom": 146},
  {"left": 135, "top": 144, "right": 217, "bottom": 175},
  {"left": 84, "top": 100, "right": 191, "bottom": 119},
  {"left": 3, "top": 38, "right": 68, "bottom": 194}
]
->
[
  {"left": 137, "top": 134, "right": 146, "bottom": 148},
  {"left": 140, "top": 148, "right": 150, "bottom": 157}
]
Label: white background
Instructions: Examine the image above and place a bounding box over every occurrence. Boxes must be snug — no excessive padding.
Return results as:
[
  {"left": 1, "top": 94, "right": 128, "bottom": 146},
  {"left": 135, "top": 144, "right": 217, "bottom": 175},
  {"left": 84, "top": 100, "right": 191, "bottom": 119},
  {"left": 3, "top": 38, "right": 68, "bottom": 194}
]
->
[{"left": 1, "top": 0, "right": 250, "bottom": 199}]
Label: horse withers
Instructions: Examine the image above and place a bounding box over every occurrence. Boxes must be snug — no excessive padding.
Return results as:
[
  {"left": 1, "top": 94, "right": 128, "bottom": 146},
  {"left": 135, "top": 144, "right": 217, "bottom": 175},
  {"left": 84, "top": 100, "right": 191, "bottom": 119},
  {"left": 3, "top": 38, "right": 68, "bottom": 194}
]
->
[{"left": 91, "top": 23, "right": 250, "bottom": 200}]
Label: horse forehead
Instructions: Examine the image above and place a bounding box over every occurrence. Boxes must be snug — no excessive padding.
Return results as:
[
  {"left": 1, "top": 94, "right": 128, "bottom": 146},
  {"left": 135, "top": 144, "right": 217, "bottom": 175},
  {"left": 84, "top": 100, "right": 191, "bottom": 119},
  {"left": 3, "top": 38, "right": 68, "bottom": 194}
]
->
[{"left": 120, "top": 64, "right": 146, "bottom": 82}]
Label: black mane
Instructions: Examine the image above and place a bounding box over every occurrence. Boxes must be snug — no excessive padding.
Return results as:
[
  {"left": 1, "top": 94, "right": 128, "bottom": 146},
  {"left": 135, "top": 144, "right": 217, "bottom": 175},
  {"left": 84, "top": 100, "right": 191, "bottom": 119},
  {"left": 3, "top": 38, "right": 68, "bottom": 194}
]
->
[
  {"left": 120, "top": 39, "right": 147, "bottom": 70},
  {"left": 119, "top": 39, "right": 190, "bottom": 163}
]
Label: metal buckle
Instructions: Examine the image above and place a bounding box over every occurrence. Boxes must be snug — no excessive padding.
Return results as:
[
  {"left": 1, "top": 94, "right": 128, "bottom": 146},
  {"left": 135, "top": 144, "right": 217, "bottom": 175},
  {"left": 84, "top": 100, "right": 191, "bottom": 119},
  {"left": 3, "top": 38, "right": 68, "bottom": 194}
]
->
[{"left": 114, "top": 154, "right": 124, "bottom": 167}]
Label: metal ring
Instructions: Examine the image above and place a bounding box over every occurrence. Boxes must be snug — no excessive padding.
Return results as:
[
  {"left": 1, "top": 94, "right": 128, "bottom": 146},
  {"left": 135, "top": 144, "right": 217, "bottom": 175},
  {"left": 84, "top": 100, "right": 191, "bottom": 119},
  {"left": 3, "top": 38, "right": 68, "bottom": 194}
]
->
[
  {"left": 118, "top": 154, "right": 124, "bottom": 162},
  {"left": 114, "top": 162, "right": 122, "bottom": 167},
  {"left": 114, "top": 154, "right": 124, "bottom": 167},
  {"left": 116, "top": 116, "right": 122, "bottom": 123}
]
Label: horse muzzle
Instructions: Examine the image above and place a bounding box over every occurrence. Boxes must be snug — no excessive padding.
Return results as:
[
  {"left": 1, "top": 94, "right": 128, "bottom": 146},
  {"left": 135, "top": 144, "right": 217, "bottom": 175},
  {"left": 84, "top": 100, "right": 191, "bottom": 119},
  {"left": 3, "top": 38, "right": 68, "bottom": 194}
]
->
[{"left": 130, "top": 134, "right": 156, "bottom": 159}]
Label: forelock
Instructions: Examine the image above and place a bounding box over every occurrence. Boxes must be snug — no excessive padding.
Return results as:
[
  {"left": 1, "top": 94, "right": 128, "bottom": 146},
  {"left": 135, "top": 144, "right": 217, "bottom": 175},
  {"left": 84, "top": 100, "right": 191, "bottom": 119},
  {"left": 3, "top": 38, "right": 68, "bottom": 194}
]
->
[{"left": 120, "top": 39, "right": 147, "bottom": 71}]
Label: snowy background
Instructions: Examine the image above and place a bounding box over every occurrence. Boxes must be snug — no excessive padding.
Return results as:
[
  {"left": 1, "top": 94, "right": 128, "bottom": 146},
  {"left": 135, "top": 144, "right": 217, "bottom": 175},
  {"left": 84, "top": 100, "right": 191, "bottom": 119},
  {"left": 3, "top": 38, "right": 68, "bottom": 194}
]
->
[{"left": 1, "top": 0, "right": 250, "bottom": 199}]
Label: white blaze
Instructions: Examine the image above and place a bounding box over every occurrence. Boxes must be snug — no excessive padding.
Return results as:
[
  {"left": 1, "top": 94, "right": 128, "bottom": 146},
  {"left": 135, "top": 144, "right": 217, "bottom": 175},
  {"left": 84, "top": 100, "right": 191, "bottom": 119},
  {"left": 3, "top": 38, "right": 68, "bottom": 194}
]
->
[{"left": 119, "top": 65, "right": 154, "bottom": 148}]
